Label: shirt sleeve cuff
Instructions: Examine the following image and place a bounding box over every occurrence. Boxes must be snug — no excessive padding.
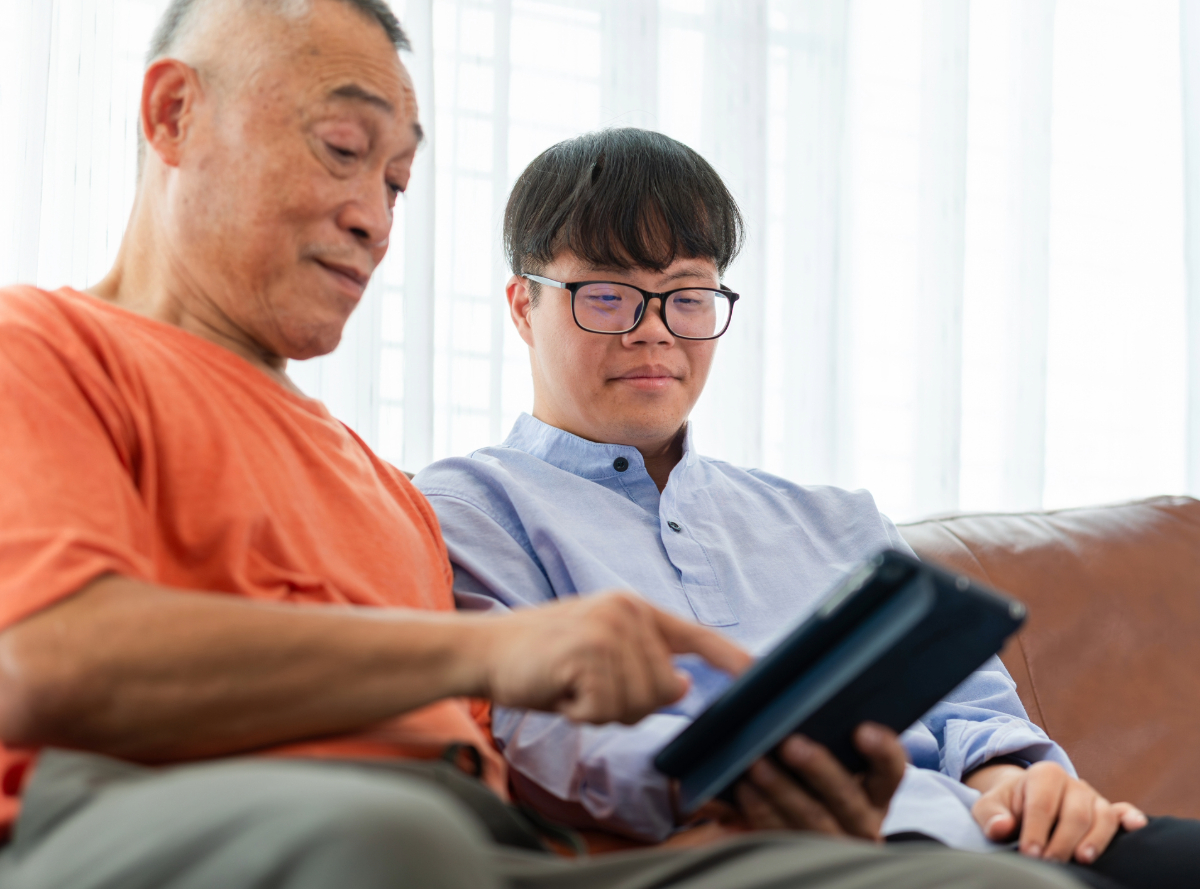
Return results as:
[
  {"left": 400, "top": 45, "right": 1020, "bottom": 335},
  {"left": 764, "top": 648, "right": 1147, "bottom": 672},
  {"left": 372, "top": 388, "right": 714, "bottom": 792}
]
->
[{"left": 940, "top": 715, "right": 1077, "bottom": 781}]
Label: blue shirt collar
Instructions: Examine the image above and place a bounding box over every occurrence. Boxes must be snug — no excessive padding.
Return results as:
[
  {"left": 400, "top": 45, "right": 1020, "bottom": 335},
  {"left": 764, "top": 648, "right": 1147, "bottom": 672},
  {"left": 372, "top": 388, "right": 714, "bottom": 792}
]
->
[{"left": 502, "top": 413, "right": 698, "bottom": 481}]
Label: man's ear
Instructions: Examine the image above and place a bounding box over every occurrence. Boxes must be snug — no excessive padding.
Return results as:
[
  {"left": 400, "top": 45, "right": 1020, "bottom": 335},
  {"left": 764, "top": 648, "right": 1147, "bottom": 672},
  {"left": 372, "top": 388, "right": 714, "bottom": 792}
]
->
[
  {"left": 141, "top": 58, "right": 203, "bottom": 169},
  {"left": 507, "top": 275, "right": 536, "bottom": 348}
]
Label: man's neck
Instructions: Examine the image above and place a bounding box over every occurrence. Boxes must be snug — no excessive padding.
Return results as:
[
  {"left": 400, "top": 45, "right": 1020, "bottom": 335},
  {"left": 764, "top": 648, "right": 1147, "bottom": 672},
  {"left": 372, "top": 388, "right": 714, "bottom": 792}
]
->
[
  {"left": 87, "top": 190, "right": 296, "bottom": 392},
  {"left": 639, "top": 426, "right": 686, "bottom": 493},
  {"left": 528, "top": 408, "right": 688, "bottom": 493}
]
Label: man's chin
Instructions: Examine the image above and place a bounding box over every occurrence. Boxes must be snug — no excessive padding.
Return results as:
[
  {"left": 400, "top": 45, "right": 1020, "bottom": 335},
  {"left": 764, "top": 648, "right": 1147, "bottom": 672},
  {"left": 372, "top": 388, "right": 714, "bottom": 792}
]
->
[
  {"left": 271, "top": 286, "right": 364, "bottom": 358},
  {"left": 597, "top": 409, "right": 690, "bottom": 447},
  {"left": 274, "top": 316, "right": 347, "bottom": 362}
]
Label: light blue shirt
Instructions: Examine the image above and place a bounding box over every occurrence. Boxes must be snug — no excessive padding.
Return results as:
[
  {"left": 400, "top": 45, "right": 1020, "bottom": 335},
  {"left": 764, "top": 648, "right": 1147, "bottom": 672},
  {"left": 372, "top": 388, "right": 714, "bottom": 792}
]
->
[{"left": 414, "top": 413, "right": 1073, "bottom": 850}]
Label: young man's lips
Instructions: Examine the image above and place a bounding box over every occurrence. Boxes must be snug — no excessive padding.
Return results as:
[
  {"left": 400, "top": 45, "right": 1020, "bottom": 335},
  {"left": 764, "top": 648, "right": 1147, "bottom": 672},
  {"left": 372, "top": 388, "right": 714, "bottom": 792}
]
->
[{"left": 613, "top": 370, "right": 681, "bottom": 389}]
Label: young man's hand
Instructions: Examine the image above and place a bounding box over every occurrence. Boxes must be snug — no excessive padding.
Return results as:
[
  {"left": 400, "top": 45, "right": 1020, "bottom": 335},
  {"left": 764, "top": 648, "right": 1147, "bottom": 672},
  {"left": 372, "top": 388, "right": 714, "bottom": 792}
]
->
[
  {"left": 476, "top": 591, "right": 753, "bottom": 725},
  {"left": 732, "top": 723, "right": 906, "bottom": 840},
  {"left": 968, "top": 760, "right": 1148, "bottom": 863}
]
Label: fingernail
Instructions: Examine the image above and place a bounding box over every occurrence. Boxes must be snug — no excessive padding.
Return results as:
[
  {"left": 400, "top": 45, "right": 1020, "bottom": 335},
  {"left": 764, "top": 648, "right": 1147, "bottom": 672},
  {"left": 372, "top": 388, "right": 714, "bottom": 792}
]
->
[
  {"left": 1078, "top": 845, "right": 1096, "bottom": 864},
  {"left": 1129, "top": 811, "right": 1148, "bottom": 828},
  {"left": 1026, "top": 844, "right": 1041, "bottom": 859},
  {"left": 985, "top": 814, "right": 1007, "bottom": 835}
]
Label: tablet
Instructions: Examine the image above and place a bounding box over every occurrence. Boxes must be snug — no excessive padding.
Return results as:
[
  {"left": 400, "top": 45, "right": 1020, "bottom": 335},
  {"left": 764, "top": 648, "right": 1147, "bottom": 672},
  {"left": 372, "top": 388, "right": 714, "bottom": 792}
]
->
[{"left": 653, "top": 549, "right": 1026, "bottom": 814}]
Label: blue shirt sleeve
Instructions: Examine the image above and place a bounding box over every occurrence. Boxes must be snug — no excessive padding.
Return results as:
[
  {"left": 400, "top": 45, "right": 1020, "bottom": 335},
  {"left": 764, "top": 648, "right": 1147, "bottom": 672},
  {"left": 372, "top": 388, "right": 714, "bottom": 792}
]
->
[{"left": 902, "top": 656, "right": 1076, "bottom": 779}]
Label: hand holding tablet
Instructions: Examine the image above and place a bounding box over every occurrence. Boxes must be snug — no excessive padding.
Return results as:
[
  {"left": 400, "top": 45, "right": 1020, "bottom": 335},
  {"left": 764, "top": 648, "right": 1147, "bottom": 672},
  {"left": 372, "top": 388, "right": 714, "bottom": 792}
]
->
[
  {"left": 655, "top": 549, "right": 1027, "bottom": 816},
  {"left": 732, "top": 722, "right": 908, "bottom": 838}
]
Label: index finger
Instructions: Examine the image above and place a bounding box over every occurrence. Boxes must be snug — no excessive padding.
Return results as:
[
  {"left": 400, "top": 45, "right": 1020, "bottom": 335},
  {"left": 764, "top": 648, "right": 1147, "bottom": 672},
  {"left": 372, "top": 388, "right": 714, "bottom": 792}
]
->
[
  {"left": 1019, "top": 768, "right": 1068, "bottom": 858},
  {"left": 653, "top": 608, "right": 753, "bottom": 676}
]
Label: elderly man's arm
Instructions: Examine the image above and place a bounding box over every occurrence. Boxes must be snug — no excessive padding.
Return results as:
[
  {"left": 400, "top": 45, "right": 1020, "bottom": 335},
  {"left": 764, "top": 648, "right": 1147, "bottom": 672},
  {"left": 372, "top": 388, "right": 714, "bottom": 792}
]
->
[{"left": 0, "top": 574, "right": 750, "bottom": 763}]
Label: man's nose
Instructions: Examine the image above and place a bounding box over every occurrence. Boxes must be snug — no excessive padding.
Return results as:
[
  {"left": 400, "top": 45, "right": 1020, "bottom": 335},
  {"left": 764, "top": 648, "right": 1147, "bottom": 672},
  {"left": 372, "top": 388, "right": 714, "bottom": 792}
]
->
[
  {"left": 338, "top": 181, "right": 393, "bottom": 250},
  {"left": 625, "top": 297, "right": 675, "bottom": 345}
]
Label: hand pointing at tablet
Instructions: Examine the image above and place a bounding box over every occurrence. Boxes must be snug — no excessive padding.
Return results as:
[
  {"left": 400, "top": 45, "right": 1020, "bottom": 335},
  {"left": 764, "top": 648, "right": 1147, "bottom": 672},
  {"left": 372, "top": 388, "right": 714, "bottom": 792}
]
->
[{"left": 732, "top": 723, "right": 907, "bottom": 840}]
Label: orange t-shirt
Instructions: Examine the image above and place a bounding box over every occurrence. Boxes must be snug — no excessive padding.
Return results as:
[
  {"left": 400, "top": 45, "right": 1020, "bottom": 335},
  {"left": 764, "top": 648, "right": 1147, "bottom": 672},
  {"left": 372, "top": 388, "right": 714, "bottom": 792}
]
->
[{"left": 0, "top": 286, "right": 506, "bottom": 834}]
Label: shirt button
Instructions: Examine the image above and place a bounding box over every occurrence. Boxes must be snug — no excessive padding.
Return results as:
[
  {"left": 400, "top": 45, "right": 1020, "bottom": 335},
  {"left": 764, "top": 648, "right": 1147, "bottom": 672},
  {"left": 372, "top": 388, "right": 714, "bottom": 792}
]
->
[
  {"left": 667, "top": 521, "right": 682, "bottom": 533},
  {"left": 613, "top": 456, "right": 629, "bottom": 472}
]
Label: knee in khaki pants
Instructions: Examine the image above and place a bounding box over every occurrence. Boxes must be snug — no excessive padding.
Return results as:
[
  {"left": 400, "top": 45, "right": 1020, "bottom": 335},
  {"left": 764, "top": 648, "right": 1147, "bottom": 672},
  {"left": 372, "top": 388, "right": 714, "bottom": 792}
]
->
[{"left": 2, "top": 751, "right": 497, "bottom": 889}]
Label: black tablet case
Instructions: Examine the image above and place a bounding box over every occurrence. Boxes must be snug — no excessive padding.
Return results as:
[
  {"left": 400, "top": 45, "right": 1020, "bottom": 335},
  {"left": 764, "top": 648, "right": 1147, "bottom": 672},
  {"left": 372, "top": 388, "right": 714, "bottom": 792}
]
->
[{"left": 654, "top": 549, "right": 1026, "bottom": 814}]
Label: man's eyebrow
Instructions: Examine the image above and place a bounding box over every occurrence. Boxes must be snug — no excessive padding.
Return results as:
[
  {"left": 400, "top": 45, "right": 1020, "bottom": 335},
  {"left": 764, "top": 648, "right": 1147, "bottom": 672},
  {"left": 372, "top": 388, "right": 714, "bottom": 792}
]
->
[
  {"left": 329, "top": 83, "right": 423, "bottom": 144},
  {"left": 329, "top": 83, "right": 394, "bottom": 113},
  {"left": 581, "top": 264, "right": 716, "bottom": 282},
  {"left": 662, "top": 265, "right": 715, "bottom": 281}
]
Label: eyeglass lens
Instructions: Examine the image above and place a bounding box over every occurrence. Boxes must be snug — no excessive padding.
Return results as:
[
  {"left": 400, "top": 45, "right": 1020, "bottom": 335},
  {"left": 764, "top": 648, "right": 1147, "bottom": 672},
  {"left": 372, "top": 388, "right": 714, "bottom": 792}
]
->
[{"left": 573, "top": 283, "right": 732, "bottom": 338}]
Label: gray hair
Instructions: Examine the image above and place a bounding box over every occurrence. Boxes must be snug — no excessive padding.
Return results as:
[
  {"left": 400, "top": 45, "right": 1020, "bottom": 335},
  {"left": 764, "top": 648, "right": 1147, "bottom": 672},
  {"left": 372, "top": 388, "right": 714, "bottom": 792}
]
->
[
  {"left": 138, "top": 0, "right": 409, "bottom": 171},
  {"left": 147, "top": 0, "right": 409, "bottom": 63}
]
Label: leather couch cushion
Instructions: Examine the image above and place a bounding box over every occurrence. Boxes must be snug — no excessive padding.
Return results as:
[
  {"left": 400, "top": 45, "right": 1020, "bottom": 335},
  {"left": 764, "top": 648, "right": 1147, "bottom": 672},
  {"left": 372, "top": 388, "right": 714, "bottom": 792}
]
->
[{"left": 900, "top": 496, "right": 1200, "bottom": 818}]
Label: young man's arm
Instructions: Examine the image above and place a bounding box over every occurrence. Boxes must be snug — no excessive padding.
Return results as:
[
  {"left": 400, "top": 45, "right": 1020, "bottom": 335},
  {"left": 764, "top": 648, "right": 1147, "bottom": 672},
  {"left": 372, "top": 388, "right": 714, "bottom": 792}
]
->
[
  {"left": 0, "top": 574, "right": 749, "bottom": 761},
  {"left": 420, "top": 483, "right": 909, "bottom": 842}
]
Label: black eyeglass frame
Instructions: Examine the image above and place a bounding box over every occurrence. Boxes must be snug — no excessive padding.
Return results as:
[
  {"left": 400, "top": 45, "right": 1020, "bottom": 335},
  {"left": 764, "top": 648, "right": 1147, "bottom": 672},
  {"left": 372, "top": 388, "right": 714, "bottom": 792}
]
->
[{"left": 522, "top": 274, "right": 740, "bottom": 340}]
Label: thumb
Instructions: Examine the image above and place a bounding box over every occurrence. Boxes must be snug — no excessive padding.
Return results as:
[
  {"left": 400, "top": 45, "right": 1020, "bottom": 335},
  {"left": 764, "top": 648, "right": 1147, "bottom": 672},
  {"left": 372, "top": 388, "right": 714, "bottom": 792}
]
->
[
  {"left": 654, "top": 609, "right": 753, "bottom": 676},
  {"left": 973, "top": 790, "right": 1018, "bottom": 841}
]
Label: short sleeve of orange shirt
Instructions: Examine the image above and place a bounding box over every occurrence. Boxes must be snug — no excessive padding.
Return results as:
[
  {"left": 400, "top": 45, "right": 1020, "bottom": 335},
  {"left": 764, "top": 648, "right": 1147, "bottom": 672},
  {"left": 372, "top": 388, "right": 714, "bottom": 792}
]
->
[{"left": 0, "top": 286, "right": 505, "bottom": 832}]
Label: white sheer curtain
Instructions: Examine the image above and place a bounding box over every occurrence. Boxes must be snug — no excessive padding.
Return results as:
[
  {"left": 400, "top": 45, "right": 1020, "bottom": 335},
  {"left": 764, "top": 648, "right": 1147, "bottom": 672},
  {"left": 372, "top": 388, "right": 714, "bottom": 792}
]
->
[{"left": 3, "top": 0, "right": 1197, "bottom": 522}]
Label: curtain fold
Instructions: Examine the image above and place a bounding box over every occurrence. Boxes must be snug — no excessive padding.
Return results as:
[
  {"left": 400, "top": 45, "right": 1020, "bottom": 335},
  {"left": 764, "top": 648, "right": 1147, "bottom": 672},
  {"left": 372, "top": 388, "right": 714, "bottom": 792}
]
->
[
  {"left": 1180, "top": 0, "right": 1200, "bottom": 496},
  {"left": 913, "top": 0, "right": 969, "bottom": 517},
  {"left": 961, "top": 0, "right": 1056, "bottom": 512},
  {"left": 0, "top": 0, "right": 53, "bottom": 287},
  {"left": 690, "top": 0, "right": 770, "bottom": 469},
  {"left": 774, "top": 0, "right": 850, "bottom": 487},
  {"left": 402, "top": 0, "right": 438, "bottom": 469}
]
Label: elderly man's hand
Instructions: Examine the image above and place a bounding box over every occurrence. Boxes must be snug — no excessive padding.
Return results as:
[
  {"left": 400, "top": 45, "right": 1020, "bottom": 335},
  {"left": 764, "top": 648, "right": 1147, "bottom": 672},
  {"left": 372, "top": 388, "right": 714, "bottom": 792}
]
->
[
  {"left": 477, "top": 592, "right": 753, "bottom": 725},
  {"left": 732, "top": 724, "right": 906, "bottom": 840},
  {"left": 968, "top": 761, "right": 1147, "bottom": 863}
]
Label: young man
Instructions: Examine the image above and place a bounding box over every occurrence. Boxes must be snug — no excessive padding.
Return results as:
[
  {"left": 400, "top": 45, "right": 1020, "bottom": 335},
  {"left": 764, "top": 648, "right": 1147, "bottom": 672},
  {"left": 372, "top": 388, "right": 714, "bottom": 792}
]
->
[
  {"left": 0, "top": 2, "right": 1085, "bottom": 887},
  {"left": 415, "top": 127, "right": 1196, "bottom": 889}
]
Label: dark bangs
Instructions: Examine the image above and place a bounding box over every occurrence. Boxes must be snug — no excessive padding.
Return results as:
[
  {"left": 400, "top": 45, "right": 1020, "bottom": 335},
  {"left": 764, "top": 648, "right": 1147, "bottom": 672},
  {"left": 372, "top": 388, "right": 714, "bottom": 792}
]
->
[{"left": 503, "top": 128, "right": 744, "bottom": 278}]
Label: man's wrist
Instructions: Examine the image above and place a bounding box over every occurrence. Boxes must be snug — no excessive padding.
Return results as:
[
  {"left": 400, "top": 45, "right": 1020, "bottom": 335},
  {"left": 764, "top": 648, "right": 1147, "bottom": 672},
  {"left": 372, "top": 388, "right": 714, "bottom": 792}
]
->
[
  {"left": 438, "top": 613, "right": 498, "bottom": 700},
  {"left": 383, "top": 611, "right": 498, "bottom": 702},
  {"left": 962, "top": 758, "right": 1027, "bottom": 792}
]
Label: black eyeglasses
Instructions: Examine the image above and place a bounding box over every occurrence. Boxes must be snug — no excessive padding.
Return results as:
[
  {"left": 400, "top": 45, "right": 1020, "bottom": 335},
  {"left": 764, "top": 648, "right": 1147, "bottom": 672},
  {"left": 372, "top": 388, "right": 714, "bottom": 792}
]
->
[{"left": 523, "top": 275, "right": 739, "bottom": 340}]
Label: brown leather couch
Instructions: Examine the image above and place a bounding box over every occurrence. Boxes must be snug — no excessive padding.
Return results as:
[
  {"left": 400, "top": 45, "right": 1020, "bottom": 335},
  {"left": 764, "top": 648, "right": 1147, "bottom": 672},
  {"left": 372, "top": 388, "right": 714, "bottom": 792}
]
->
[{"left": 899, "top": 495, "right": 1200, "bottom": 819}]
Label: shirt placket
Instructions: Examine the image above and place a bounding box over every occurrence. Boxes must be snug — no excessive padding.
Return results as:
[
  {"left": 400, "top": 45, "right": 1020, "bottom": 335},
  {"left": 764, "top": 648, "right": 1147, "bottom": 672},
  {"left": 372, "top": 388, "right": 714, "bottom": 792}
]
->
[{"left": 658, "top": 483, "right": 738, "bottom": 627}]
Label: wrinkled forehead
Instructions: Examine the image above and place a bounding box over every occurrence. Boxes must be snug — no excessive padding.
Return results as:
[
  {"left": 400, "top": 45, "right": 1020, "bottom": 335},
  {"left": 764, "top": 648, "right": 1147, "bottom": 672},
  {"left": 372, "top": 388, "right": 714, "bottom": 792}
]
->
[
  {"left": 191, "top": 0, "right": 417, "bottom": 131},
  {"left": 288, "top": 10, "right": 411, "bottom": 101}
]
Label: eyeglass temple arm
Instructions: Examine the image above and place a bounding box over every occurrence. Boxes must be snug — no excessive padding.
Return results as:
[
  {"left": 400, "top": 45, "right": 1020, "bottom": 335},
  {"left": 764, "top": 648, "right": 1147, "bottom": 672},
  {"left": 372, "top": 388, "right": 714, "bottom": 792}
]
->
[{"left": 522, "top": 273, "right": 567, "bottom": 288}]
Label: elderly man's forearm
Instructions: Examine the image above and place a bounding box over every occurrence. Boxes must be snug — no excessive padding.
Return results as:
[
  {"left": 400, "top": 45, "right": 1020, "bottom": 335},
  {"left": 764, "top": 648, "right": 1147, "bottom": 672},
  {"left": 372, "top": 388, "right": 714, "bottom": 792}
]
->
[{"left": 0, "top": 575, "right": 492, "bottom": 761}]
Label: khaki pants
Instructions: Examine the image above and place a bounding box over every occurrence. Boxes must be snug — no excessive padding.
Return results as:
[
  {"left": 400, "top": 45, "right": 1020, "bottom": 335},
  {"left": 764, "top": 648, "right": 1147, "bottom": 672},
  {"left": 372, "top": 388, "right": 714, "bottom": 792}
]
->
[{"left": 0, "top": 750, "right": 1085, "bottom": 889}]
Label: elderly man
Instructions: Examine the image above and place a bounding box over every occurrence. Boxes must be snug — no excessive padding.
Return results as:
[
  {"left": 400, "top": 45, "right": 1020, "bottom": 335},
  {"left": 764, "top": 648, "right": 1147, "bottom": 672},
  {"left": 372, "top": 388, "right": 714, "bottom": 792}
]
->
[
  {"left": 0, "top": 1, "right": 1090, "bottom": 888},
  {"left": 414, "top": 127, "right": 1200, "bottom": 889}
]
